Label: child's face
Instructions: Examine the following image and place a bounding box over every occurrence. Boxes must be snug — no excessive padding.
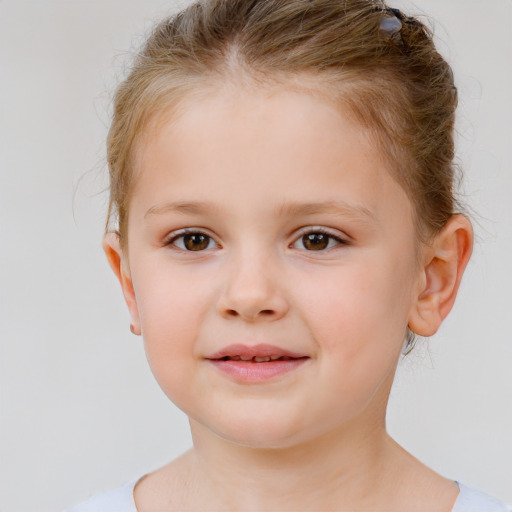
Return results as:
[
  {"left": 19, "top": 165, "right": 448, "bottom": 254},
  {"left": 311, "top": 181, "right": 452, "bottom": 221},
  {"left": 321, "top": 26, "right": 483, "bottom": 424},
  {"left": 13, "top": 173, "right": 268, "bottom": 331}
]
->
[{"left": 122, "top": 87, "right": 423, "bottom": 448}]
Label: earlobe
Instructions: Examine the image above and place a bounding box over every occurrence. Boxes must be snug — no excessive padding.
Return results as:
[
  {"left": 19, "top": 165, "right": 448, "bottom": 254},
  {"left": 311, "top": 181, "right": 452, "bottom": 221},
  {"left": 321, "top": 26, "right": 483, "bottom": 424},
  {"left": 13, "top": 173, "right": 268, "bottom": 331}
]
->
[
  {"left": 408, "top": 215, "right": 473, "bottom": 337},
  {"left": 102, "top": 232, "right": 141, "bottom": 336}
]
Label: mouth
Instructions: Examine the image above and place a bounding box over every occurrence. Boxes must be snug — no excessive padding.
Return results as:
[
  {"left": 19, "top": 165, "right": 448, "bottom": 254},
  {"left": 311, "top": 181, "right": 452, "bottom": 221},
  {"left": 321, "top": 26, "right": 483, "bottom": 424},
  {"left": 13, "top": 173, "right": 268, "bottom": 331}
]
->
[
  {"left": 206, "top": 343, "right": 308, "bottom": 360},
  {"left": 214, "top": 355, "right": 305, "bottom": 362},
  {"left": 205, "top": 344, "right": 310, "bottom": 383}
]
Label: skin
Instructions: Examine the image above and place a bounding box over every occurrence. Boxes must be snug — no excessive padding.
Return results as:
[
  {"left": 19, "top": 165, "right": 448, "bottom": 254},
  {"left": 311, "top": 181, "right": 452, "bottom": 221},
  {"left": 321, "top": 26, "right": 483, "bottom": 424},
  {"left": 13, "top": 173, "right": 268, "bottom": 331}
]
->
[{"left": 104, "top": 86, "right": 473, "bottom": 511}]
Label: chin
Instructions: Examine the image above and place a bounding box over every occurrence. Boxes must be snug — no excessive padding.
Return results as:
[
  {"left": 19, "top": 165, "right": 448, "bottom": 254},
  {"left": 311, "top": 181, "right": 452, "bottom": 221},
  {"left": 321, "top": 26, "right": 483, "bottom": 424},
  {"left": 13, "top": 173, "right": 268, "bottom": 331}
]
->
[{"left": 204, "top": 414, "right": 312, "bottom": 450}]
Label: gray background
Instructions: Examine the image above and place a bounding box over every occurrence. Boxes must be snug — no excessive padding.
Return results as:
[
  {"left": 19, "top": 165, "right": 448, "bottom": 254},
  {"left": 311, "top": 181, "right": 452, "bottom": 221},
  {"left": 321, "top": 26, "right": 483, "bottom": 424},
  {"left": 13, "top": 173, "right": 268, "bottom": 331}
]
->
[{"left": 1, "top": 1, "right": 511, "bottom": 510}]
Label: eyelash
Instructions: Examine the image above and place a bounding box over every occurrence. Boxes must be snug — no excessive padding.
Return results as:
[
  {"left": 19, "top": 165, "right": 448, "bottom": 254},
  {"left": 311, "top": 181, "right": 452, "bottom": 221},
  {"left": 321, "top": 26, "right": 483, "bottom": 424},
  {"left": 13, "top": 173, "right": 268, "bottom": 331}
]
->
[
  {"left": 292, "top": 227, "right": 349, "bottom": 251},
  {"left": 165, "top": 229, "right": 219, "bottom": 252},
  {"left": 165, "top": 227, "right": 349, "bottom": 252}
]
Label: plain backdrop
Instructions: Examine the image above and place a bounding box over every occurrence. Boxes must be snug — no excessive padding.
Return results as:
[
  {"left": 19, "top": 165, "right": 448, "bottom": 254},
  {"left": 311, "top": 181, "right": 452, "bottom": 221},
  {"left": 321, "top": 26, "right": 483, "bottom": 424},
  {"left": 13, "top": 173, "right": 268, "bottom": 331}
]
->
[{"left": 0, "top": 1, "right": 511, "bottom": 510}]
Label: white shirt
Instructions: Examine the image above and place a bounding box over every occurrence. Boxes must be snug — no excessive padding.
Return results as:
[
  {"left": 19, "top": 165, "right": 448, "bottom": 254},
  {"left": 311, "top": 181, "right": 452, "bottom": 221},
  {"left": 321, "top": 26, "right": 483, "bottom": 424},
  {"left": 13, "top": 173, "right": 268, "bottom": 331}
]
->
[{"left": 66, "top": 479, "right": 512, "bottom": 512}]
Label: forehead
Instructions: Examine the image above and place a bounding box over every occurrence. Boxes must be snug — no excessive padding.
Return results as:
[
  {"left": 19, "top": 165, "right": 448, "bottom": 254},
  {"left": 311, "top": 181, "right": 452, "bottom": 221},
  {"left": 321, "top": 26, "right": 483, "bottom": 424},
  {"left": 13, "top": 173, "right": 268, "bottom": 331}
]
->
[{"left": 131, "top": 87, "right": 413, "bottom": 229}]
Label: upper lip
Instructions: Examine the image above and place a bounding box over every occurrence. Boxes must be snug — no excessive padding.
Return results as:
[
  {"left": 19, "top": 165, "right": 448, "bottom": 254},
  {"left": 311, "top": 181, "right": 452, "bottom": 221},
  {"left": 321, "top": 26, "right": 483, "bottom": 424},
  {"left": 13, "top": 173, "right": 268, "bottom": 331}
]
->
[{"left": 206, "top": 343, "right": 309, "bottom": 360}]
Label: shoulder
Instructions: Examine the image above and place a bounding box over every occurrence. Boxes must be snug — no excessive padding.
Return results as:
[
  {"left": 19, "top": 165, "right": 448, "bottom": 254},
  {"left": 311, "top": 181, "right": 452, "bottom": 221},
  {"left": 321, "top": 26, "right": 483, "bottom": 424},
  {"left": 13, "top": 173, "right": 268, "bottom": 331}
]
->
[
  {"left": 452, "top": 482, "right": 512, "bottom": 512},
  {"left": 64, "top": 479, "right": 138, "bottom": 512}
]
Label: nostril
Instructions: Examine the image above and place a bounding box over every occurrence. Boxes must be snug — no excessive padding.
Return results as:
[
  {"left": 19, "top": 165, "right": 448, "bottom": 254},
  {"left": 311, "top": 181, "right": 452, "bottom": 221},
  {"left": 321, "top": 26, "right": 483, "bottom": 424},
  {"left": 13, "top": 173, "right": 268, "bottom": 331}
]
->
[{"left": 224, "top": 309, "right": 275, "bottom": 318}]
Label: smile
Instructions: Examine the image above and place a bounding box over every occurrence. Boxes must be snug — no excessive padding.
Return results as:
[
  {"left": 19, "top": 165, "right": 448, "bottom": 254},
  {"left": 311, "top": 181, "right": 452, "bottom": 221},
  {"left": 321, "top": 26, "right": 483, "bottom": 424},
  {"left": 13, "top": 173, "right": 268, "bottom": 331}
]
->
[
  {"left": 217, "top": 355, "right": 297, "bottom": 362},
  {"left": 205, "top": 344, "right": 310, "bottom": 383}
]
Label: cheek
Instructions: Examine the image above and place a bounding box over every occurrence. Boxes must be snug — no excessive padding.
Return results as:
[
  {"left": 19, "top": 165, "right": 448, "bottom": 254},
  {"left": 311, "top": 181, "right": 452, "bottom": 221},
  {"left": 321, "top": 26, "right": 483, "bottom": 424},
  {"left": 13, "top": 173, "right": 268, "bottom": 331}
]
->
[
  {"left": 291, "top": 264, "right": 409, "bottom": 423},
  {"left": 132, "top": 264, "right": 213, "bottom": 397},
  {"left": 296, "top": 258, "right": 412, "bottom": 365},
  {"left": 135, "top": 260, "right": 212, "bottom": 335}
]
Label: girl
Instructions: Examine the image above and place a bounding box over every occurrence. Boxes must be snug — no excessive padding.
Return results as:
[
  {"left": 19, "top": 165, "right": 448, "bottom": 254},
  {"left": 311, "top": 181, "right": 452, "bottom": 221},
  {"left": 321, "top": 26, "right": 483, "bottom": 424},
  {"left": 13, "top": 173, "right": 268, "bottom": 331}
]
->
[{"left": 68, "top": 0, "right": 511, "bottom": 510}]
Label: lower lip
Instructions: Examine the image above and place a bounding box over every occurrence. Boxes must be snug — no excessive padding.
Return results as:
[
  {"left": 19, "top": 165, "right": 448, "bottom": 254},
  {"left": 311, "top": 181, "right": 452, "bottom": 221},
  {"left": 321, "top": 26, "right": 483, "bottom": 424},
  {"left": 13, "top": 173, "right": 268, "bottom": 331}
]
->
[{"left": 207, "top": 358, "right": 309, "bottom": 383}]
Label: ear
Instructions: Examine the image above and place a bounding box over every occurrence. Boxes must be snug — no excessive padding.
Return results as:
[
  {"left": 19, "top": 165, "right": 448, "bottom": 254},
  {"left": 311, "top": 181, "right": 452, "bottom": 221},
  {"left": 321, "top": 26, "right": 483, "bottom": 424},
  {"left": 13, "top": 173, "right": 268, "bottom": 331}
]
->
[
  {"left": 102, "top": 232, "right": 141, "bottom": 336},
  {"left": 408, "top": 215, "right": 473, "bottom": 337}
]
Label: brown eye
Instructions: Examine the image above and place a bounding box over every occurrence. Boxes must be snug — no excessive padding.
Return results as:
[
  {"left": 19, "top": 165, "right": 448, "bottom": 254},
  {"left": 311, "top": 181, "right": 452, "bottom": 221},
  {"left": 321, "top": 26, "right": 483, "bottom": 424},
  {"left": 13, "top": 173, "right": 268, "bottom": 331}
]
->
[
  {"left": 302, "top": 233, "right": 329, "bottom": 251},
  {"left": 170, "top": 232, "right": 216, "bottom": 251},
  {"left": 183, "top": 233, "right": 211, "bottom": 251},
  {"left": 292, "top": 230, "right": 347, "bottom": 252}
]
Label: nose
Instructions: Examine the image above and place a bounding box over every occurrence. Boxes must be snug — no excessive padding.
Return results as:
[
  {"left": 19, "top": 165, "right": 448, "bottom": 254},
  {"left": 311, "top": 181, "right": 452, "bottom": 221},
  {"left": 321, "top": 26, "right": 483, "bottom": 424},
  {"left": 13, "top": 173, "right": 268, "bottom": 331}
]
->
[{"left": 217, "top": 249, "right": 289, "bottom": 322}]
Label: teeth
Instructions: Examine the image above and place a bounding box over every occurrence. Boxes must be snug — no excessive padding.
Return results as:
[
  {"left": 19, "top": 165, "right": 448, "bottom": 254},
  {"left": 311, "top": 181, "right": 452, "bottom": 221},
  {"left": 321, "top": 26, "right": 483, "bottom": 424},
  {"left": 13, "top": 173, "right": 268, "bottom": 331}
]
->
[{"left": 224, "top": 355, "right": 296, "bottom": 362}]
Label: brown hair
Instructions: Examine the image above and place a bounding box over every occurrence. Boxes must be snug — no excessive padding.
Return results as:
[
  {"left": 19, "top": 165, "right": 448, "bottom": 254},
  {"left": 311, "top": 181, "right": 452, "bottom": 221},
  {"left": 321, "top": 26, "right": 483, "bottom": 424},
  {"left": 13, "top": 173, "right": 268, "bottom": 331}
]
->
[{"left": 106, "top": 0, "right": 460, "bottom": 252}]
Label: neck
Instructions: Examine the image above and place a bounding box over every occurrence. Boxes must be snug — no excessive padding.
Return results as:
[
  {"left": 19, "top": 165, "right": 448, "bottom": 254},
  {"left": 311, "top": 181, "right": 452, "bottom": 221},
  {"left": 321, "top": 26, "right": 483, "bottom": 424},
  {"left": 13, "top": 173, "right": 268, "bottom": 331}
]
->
[{"left": 185, "top": 414, "right": 400, "bottom": 511}]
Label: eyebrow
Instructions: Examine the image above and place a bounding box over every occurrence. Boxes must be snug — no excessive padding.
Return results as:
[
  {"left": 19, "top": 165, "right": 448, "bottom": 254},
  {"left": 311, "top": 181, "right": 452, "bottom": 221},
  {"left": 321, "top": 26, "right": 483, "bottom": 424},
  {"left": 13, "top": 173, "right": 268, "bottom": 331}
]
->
[
  {"left": 144, "top": 201, "right": 221, "bottom": 219},
  {"left": 144, "top": 199, "right": 375, "bottom": 223},
  {"left": 274, "top": 200, "right": 375, "bottom": 221}
]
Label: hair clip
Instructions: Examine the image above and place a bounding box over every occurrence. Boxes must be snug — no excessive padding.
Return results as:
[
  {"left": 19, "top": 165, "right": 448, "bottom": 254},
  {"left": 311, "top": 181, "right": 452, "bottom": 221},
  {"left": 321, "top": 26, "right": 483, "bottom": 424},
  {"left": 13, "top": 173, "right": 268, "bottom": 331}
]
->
[{"left": 379, "top": 8, "right": 403, "bottom": 42}]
